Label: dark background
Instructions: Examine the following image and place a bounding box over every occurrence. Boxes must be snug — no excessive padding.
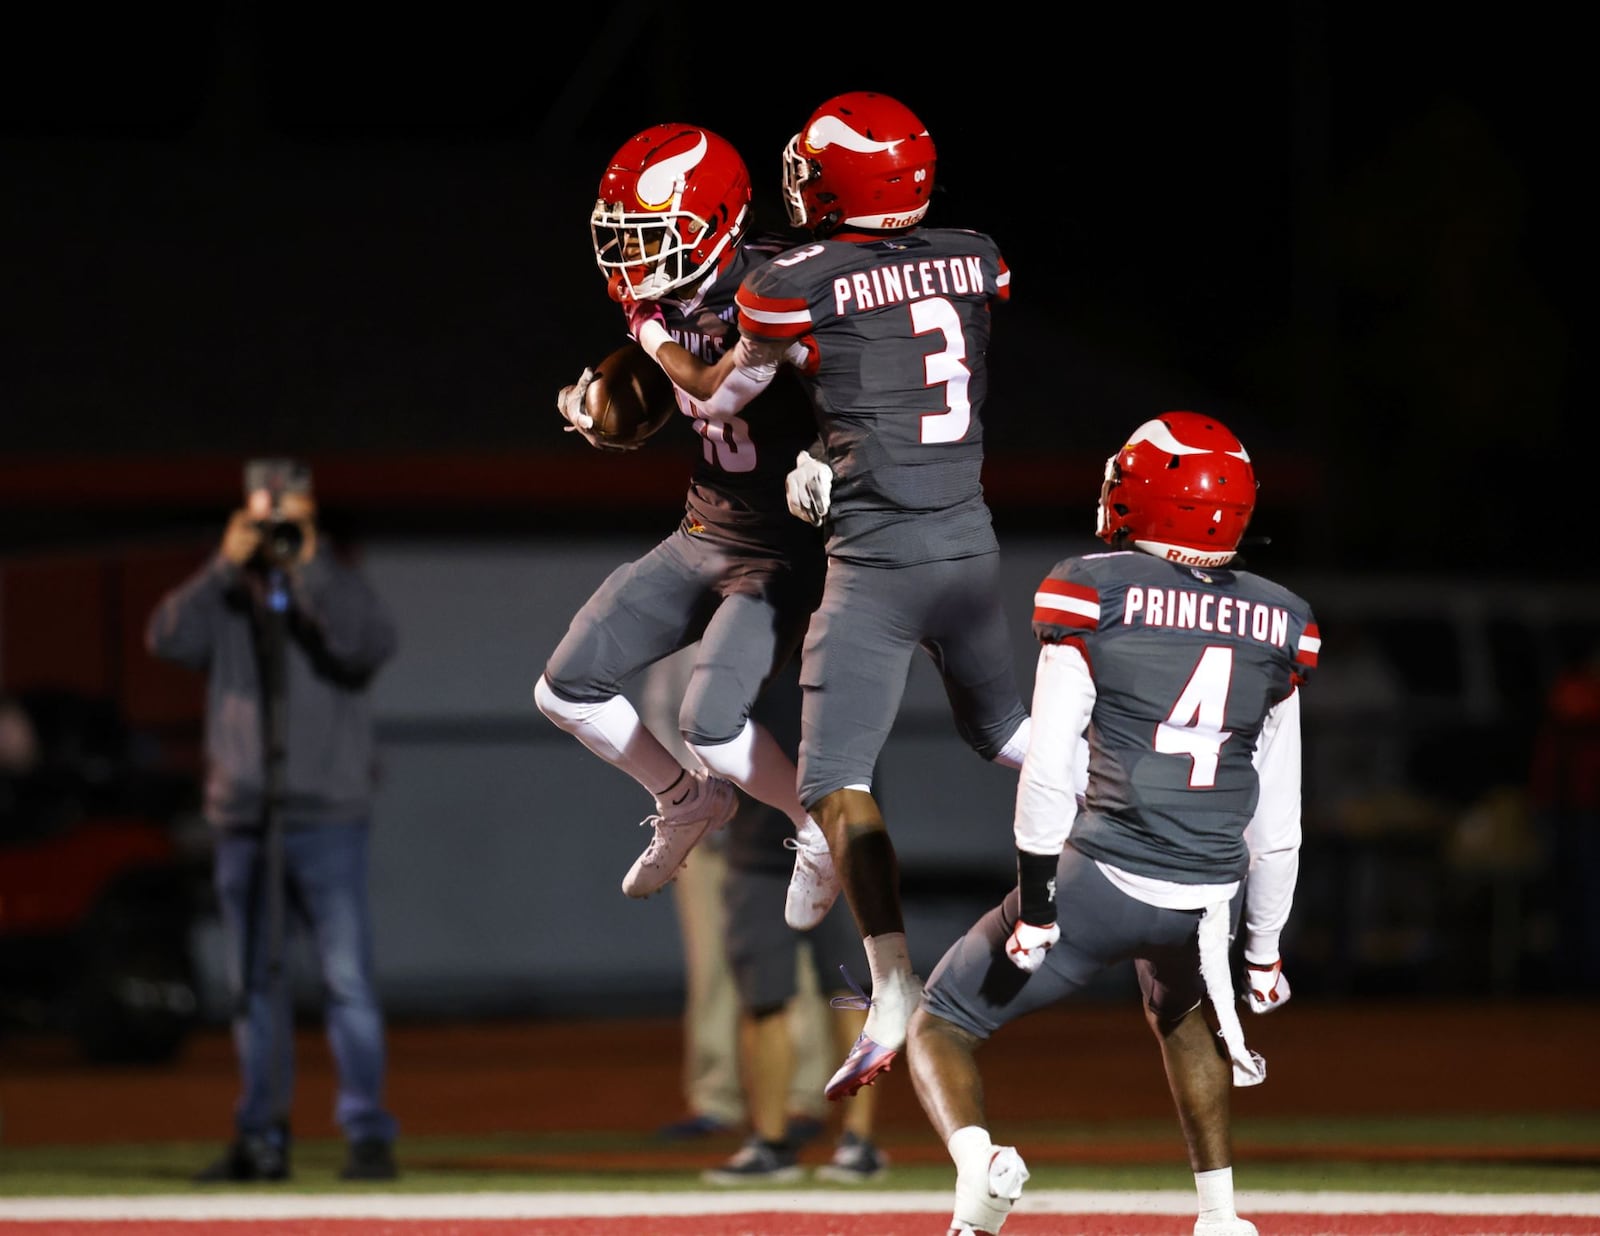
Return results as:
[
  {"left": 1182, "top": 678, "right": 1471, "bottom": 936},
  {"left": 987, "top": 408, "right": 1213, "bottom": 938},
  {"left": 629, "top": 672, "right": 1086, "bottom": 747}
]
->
[
  {"left": 0, "top": 2, "right": 1584, "bottom": 574},
  {"left": 1, "top": 5, "right": 1596, "bottom": 1061}
]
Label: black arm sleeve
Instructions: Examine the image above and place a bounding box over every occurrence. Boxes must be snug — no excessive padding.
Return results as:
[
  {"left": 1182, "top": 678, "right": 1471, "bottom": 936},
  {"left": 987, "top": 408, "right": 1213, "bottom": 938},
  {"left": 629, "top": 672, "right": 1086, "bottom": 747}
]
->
[{"left": 1017, "top": 849, "right": 1059, "bottom": 926}]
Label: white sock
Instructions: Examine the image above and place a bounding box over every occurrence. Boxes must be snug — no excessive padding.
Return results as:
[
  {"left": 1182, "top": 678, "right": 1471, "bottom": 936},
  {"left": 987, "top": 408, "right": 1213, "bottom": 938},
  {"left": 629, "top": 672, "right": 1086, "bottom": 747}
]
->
[
  {"left": 690, "top": 720, "right": 808, "bottom": 827},
  {"left": 865, "top": 932, "right": 912, "bottom": 993},
  {"left": 862, "top": 933, "right": 917, "bottom": 1047},
  {"left": 1195, "top": 1165, "right": 1236, "bottom": 1222},
  {"left": 947, "top": 1125, "right": 992, "bottom": 1174}
]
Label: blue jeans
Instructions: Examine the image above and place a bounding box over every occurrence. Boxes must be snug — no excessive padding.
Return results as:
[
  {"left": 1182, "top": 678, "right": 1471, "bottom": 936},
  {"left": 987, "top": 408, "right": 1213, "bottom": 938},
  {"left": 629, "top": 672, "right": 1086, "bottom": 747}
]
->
[{"left": 213, "top": 818, "right": 398, "bottom": 1145}]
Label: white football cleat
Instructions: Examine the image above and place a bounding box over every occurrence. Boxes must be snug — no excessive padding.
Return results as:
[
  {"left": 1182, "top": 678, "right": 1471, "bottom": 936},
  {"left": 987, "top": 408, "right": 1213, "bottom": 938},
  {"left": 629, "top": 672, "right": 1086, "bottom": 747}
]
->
[
  {"left": 783, "top": 821, "right": 840, "bottom": 930},
  {"left": 950, "top": 1145, "right": 1029, "bottom": 1235},
  {"left": 621, "top": 772, "right": 737, "bottom": 898}
]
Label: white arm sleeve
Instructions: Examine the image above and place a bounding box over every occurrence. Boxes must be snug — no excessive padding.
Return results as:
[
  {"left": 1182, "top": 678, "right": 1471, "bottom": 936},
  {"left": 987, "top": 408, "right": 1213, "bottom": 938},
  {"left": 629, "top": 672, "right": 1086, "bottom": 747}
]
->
[
  {"left": 1241, "top": 687, "right": 1303, "bottom": 964},
  {"left": 1014, "top": 641, "right": 1095, "bottom": 855},
  {"left": 689, "top": 335, "right": 793, "bottom": 421}
]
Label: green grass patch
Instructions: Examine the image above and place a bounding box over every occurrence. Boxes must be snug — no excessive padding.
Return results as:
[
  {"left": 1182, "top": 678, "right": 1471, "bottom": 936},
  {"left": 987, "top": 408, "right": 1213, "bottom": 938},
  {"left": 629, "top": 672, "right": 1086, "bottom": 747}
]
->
[{"left": 3, "top": 1116, "right": 1598, "bottom": 1198}]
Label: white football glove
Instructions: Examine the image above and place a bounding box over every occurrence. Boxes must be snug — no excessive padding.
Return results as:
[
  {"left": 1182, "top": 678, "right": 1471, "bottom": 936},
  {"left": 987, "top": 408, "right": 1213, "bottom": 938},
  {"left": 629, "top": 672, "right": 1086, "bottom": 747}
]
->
[
  {"left": 1004, "top": 919, "right": 1061, "bottom": 974},
  {"left": 1244, "top": 959, "right": 1291, "bottom": 1013},
  {"left": 557, "top": 368, "right": 596, "bottom": 434},
  {"left": 785, "top": 451, "right": 833, "bottom": 525}
]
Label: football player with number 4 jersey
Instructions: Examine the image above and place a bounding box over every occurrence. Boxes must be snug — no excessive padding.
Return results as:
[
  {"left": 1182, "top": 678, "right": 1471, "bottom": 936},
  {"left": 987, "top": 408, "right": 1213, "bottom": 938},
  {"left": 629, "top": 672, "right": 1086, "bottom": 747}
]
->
[
  {"left": 905, "top": 412, "right": 1317, "bottom": 1236},
  {"left": 538, "top": 125, "right": 838, "bottom": 916},
  {"left": 627, "top": 93, "right": 1033, "bottom": 1105}
]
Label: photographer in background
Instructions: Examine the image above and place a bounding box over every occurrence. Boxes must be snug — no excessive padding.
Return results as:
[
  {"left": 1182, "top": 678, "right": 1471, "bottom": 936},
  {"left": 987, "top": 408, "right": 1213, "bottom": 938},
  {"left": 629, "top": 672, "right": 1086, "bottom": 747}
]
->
[{"left": 146, "top": 458, "right": 400, "bottom": 1183}]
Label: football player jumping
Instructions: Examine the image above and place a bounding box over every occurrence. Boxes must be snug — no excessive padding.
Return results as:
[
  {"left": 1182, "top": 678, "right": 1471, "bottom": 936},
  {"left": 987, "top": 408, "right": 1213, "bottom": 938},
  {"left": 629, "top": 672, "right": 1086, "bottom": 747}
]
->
[
  {"left": 536, "top": 125, "right": 840, "bottom": 928},
  {"left": 906, "top": 412, "right": 1315, "bottom": 1236},
  {"left": 626, "top": 93, "right": 1034, "bottom": 1104}
]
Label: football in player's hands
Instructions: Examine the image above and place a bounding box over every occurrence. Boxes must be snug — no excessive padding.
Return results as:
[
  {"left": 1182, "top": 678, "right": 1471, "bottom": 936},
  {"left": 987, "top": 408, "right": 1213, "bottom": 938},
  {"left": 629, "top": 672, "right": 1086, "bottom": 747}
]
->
[{"left": 583, "top": 341, "right": 679, "bottom": 449}]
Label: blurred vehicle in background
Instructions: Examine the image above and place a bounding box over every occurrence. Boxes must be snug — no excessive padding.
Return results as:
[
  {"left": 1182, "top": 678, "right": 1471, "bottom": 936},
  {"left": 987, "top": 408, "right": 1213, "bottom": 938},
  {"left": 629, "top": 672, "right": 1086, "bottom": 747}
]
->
[
  {"left": 1286, "top": 575, "right": 1600, "bottom": 998},
  {"left": 0, "top": 688, "right": 206, "bottom": 1063}
]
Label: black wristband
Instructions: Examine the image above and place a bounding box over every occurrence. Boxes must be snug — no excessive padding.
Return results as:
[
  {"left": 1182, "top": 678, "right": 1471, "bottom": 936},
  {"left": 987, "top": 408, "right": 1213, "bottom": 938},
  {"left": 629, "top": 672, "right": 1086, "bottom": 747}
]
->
[{"left": 1017, "top": 849, "right": 1058, "bottom": 926}]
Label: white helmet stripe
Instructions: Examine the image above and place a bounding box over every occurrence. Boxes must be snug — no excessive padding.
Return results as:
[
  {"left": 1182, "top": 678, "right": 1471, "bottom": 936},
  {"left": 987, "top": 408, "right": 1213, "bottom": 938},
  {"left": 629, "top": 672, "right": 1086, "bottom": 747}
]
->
[
  {"left": 806, "top": 114, "right": 901, "bottom": 154},
  {"left": 637, "top": 132, "right": 708, "bottom": 209},
  {"left": 1126, "top": 418, "right": 1251, "bottom": 462}
]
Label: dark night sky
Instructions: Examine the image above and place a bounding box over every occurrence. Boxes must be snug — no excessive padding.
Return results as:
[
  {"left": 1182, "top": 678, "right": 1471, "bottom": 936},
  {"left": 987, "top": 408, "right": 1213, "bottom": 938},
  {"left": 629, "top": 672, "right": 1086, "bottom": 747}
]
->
[{"left": 0, "top": 4, "right": 1584, "bottom": 572}]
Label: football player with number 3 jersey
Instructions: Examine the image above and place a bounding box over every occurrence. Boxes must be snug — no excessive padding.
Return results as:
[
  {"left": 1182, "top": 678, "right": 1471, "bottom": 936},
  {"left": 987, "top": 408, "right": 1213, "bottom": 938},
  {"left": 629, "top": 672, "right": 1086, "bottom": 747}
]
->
[
  {"left": 538, "top": 125, "right": 837, "bottom": 915},
  {"left": 627, "top": 93, "right": 1034, "bottom": 1105},
  {"left": 906, "top": 412, "right": 1317, "bottom": 1236}
]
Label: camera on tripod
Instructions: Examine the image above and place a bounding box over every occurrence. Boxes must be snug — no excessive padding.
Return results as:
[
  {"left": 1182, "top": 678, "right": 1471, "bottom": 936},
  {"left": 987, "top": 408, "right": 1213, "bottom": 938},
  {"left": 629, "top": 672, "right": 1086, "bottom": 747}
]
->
[
  {"left": 243, "top": 458, "right": 314, "bottom": 569},
  {"left": 254, "top": 517, "right": 305, "bottom": 566}
]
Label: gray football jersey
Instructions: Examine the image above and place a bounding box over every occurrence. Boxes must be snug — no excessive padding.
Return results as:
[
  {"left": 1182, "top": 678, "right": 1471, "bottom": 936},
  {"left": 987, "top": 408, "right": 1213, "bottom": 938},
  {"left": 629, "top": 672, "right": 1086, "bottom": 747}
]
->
[
  {"left": 735, "top": 228, "right": 1008, "bottom": 567},
  {"left": 658, "top": 234, "right": 821, "bottom": 552},
  {"left": 1033, "top": 550, "right": 1320, "bottom": 883}
]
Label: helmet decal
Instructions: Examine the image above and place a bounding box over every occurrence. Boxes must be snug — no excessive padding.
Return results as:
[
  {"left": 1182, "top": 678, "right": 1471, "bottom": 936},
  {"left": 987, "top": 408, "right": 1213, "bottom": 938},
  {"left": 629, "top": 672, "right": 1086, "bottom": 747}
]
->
[
  {"left": 805, "top": 114, "right": 902, "bottom": 156},
  {"left": 636, "top": 131, "right": 709, "bottom": 211},
  {"left": 1125, "top": 417, "right": 1250, "bottom": 462}
]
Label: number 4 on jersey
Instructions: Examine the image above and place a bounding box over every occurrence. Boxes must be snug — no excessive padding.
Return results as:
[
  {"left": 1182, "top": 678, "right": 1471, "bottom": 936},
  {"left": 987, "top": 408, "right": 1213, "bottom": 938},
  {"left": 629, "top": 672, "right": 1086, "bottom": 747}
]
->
[{"left": 1155, "top": 645, "right": 1235, "bottom": 787}]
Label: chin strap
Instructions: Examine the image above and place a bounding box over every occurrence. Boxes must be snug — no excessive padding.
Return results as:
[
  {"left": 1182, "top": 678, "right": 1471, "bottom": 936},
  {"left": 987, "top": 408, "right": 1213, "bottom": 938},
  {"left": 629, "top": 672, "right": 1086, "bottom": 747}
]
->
[{"left": 1198, "top": 902, "right": 1266, "bottom": 1087}]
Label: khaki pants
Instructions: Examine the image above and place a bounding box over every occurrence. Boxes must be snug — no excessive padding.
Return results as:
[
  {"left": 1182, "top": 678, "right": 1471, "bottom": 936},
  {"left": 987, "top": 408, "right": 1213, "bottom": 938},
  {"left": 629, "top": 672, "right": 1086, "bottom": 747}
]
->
[
  {"left": 672, "top": 840, "right": 831, "bottom": 1124},
  {"left": 646, "top": 648, "right": 830, "bottom": 1126}
]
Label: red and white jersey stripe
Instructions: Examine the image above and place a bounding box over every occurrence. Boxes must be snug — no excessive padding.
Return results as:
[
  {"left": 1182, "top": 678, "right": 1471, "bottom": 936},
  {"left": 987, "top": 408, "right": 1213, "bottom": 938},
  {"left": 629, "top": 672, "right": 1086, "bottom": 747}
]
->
[
  {"left": 1033, "top": 577, "right": 1100, "bottom": 634},
  {"left": 735, "top": 287, "right": 813, "bottom": 342}
]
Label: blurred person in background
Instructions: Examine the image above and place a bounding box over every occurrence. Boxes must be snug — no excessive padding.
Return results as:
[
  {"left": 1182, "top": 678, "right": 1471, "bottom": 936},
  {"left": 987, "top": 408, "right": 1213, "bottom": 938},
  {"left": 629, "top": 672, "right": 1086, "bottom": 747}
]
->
[
  {"left": 145, "top": 458, "right": 400, "bottom": 1183},
  {"left": 700, "top": 660, "right": 885, "bottom": 1184},
  {"left": 906, "top": 413, "right": 1316, "bottom": 1236},
  {"left": 538, "top": 123, "right": 840, "bottom": 931},
  {"left": 0, "top": 693, "right": 40, "bottom": 776},
  {"left": 0, "top": 690, "right": 110, "bottom": 839},
  {"left": 0, "top": 692, "right": 45, "bottom": 831},
  {"left": 639, "top": 649, "right": 831, "bottom": 1144}
]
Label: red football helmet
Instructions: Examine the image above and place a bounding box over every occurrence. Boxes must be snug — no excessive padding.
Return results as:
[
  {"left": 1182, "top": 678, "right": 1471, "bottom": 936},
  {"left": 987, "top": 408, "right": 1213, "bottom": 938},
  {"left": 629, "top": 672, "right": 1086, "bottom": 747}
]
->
[
  {"left": 1095, "top": 412, "right": 1258, "bottom": 568},
  {"left": 591, "top": 124, "right": 752, "bottom": 302},
  {"left": 781, "top": 91, "right": 936, "bottom": 237}
]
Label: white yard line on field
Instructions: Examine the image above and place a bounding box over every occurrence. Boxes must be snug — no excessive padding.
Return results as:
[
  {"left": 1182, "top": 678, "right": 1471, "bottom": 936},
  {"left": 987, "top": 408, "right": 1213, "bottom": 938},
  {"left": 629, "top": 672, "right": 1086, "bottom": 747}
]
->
[{"left": 1, "top": 1191, "right": 1599, "bottom": 1220}]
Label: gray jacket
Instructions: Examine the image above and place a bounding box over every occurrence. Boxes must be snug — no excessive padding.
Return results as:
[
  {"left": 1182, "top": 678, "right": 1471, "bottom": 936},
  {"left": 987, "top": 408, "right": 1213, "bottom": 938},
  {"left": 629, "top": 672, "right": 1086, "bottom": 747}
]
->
[{"left": 145, "top": 548, "right": 397, "bottom": 830}]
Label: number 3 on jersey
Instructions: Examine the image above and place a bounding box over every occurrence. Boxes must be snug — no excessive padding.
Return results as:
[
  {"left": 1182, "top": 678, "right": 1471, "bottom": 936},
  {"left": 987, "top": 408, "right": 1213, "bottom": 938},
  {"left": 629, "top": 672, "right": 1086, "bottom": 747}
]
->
[
  {"left": 1155, "top": 645, "right": 1234, "bottom": 787},
  {"left": 910, "top": 297, "right": 971, "bottom": 444}
]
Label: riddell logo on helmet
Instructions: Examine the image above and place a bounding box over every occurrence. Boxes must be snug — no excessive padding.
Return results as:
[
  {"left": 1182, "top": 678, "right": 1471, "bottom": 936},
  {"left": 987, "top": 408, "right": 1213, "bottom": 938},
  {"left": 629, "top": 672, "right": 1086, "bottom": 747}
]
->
[
  {"left": 1164, "top": 546, "right": 1230, "bottom": 567},
  {"left": 881, "top": 211, "right": 923, "bottom": 229}
]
